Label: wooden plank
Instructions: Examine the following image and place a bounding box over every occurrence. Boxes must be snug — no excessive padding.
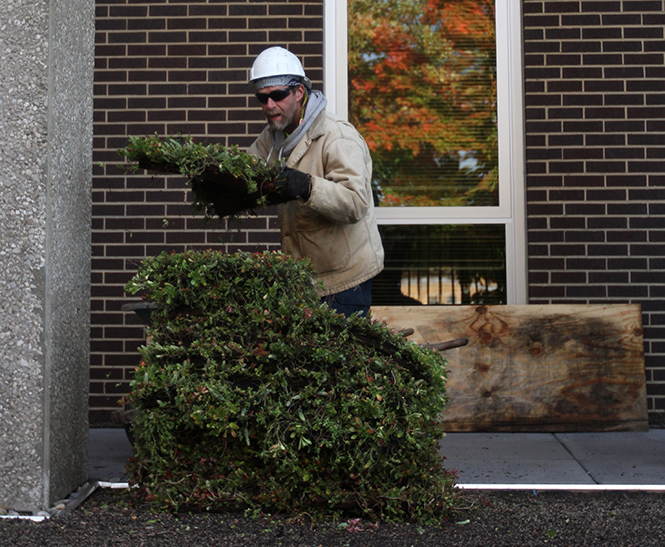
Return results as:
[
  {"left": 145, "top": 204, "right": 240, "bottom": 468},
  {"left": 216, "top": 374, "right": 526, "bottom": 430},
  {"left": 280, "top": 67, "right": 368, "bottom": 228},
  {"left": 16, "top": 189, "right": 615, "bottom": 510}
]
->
[{"left": 371, "top": 304, "right": 647, "bottom": 432}]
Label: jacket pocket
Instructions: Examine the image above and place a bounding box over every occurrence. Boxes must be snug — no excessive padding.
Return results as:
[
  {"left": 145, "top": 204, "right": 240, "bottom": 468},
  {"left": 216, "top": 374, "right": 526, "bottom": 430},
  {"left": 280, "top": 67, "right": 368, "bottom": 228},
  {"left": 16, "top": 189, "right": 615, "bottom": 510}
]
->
[{"left": 297, "top": 223, "right": 351, "bottom": 275}]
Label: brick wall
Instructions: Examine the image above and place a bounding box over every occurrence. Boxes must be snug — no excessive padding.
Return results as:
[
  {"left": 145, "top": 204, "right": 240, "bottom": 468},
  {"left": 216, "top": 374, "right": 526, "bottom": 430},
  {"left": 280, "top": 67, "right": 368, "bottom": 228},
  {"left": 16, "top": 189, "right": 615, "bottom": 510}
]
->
[
  {"left": 91, "top": 0, "right": 323, "bottom": 423},
  {"left": 92, "top": 0, "right": 665, "bottom": 424},
  {"left": 523, "top": 0, "right": 665, "bottom": 420}
]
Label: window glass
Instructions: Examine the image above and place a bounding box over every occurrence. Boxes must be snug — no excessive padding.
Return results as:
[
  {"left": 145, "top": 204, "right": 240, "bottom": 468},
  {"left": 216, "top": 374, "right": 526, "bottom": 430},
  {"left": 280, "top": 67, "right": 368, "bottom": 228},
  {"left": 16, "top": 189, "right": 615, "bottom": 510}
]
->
[
  {"left": 348, "top": 0, "right": 497, "bottom": 207},
  {"left": 372, "top": 224, "right": 506, "bottom": 305}
]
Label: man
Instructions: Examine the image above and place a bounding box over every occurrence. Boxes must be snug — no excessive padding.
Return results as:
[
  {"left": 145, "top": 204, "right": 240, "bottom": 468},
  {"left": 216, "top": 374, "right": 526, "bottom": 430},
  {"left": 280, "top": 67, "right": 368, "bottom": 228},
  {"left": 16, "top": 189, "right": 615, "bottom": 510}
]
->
[{"left": 248, "top": 47, "right": 384, "bottom": 318}]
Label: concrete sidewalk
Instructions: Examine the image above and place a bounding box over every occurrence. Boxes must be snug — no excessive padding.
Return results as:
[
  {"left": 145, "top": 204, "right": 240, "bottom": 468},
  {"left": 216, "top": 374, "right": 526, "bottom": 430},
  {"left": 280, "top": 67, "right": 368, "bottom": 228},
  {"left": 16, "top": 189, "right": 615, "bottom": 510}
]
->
[
  {"left": 88, "top": 428, "right": 665, "bottom": 487},
  {"left": 440, "top": 430, "right": 665, "bottom": 487}
]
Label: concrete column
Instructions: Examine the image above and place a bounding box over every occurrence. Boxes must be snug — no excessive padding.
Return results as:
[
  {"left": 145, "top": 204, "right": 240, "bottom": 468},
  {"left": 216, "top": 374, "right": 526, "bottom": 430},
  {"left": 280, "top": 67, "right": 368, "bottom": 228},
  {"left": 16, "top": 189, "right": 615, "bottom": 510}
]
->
[{"left": 0, "top": 0, "right": 94, "bottom": 511}]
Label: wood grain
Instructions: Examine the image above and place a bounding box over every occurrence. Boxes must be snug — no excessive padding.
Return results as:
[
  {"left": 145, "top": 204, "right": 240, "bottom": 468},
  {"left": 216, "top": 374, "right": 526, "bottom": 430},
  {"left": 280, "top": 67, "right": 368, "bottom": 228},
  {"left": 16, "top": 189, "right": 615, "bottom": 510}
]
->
[{"left": 371, "top": 305, "right": 647, "bottom": 432}]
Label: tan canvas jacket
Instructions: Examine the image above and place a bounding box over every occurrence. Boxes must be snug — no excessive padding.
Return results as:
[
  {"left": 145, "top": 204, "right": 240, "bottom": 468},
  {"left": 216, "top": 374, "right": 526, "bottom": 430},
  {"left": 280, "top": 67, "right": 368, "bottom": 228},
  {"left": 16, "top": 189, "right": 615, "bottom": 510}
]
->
[{"left": 248, "top": 109, "right": 384, "bottom": 296}]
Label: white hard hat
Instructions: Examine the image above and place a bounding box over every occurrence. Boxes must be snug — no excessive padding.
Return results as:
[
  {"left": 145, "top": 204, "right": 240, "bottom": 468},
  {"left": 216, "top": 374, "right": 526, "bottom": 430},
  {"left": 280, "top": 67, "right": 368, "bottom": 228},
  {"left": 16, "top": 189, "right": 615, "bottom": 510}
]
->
[{"left": 249, "top": 47, "right": 312, "bottom": 90}]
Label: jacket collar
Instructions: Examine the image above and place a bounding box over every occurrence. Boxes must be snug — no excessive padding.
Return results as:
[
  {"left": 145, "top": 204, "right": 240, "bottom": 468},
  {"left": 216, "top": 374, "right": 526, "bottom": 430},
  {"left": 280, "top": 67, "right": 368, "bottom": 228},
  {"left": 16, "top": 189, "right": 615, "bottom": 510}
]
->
[{"left": 285, "top": 108, "right": 327, "bottom": 166}]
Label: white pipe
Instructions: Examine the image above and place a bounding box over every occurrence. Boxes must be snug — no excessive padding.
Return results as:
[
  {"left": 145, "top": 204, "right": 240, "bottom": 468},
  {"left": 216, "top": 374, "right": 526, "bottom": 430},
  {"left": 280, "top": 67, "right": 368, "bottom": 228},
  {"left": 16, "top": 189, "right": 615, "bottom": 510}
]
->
[{"left": 96, "top": 481, "right": 130, "bottom": 489}]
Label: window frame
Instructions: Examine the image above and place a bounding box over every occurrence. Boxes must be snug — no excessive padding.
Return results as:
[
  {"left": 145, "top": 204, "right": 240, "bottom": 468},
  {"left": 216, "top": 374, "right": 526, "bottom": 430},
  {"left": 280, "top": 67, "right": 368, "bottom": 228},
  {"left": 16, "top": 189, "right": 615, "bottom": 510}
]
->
[{"left": 324, "top": 0, "right": 527, "bottom": 304}]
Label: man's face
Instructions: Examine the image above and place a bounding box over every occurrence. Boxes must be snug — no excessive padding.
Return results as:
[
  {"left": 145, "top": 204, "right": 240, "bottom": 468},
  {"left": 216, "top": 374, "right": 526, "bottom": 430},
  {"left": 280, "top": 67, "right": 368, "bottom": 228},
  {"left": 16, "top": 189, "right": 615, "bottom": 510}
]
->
[{"left": 256, "top": 84, "right": 305, "bottom": 134}]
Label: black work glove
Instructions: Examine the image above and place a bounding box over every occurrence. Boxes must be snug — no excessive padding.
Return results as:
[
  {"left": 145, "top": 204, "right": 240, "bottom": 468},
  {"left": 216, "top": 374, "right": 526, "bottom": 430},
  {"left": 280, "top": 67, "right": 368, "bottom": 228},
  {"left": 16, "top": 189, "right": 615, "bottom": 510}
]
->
[{"left": 272, "top": 167, "right": 312, "bottom": 201}]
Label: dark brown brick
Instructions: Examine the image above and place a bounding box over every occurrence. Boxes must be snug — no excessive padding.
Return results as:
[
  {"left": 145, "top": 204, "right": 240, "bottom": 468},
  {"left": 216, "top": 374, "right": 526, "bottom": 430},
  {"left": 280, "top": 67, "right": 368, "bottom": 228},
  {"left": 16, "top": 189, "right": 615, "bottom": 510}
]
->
[{"left": 149, "top": 5, "right": 187, "bottom": 17}]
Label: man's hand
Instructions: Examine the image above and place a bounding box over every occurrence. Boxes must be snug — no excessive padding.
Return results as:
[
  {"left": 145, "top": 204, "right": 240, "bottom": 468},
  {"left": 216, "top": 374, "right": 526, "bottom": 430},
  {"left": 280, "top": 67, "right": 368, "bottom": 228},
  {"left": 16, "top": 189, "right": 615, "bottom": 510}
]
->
[{"left": 270, "top": 167, "right": 312, "bottom": 201}]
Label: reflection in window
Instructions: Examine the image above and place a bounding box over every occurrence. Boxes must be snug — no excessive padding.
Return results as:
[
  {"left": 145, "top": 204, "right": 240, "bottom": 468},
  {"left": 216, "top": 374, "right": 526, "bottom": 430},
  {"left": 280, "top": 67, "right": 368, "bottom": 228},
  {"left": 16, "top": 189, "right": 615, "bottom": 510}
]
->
[
  {"left": 372, "top": 224, "right": 506, "bottom": 305},
  {"left": 349, "top": 0, "right": 497, "bottom": 207}
]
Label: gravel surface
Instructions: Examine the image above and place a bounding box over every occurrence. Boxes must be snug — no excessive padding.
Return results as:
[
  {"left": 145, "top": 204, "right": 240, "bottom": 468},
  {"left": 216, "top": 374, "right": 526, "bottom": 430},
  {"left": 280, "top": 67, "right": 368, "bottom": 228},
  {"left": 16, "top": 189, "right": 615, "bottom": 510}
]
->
[{"left": 2, "top": 486, "right": 665, "bottom": 546}]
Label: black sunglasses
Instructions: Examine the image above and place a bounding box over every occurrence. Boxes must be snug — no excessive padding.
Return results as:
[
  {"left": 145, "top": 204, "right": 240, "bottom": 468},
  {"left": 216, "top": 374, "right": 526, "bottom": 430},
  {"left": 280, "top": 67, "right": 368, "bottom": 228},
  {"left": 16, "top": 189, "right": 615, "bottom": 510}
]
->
[{"left": 255, "top": 87, "right": 295, "bottom": 105}]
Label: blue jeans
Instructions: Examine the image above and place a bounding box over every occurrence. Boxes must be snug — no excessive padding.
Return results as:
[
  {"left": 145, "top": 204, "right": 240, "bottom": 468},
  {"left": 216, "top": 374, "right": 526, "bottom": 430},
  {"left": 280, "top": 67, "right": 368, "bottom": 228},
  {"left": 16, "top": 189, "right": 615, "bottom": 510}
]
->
[{"left": 322, "top": 279, "right": 373, "bottom": 318}]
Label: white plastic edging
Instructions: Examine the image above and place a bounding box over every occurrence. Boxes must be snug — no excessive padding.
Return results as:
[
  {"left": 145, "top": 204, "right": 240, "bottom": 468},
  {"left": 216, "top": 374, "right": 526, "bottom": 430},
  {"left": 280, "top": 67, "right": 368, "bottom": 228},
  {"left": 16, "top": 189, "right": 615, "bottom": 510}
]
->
[
  {"left": 0, "top": 481, "right": 131, "bottom": 521},
  {"left": 4, "top": 483, "right": 662, "bottom": 521},
  {"left": 457, "top": 484, "right": 665, "bottom": 492},
  {"left": 0, "top": 515, "right": 48, "bottom": 522}
]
